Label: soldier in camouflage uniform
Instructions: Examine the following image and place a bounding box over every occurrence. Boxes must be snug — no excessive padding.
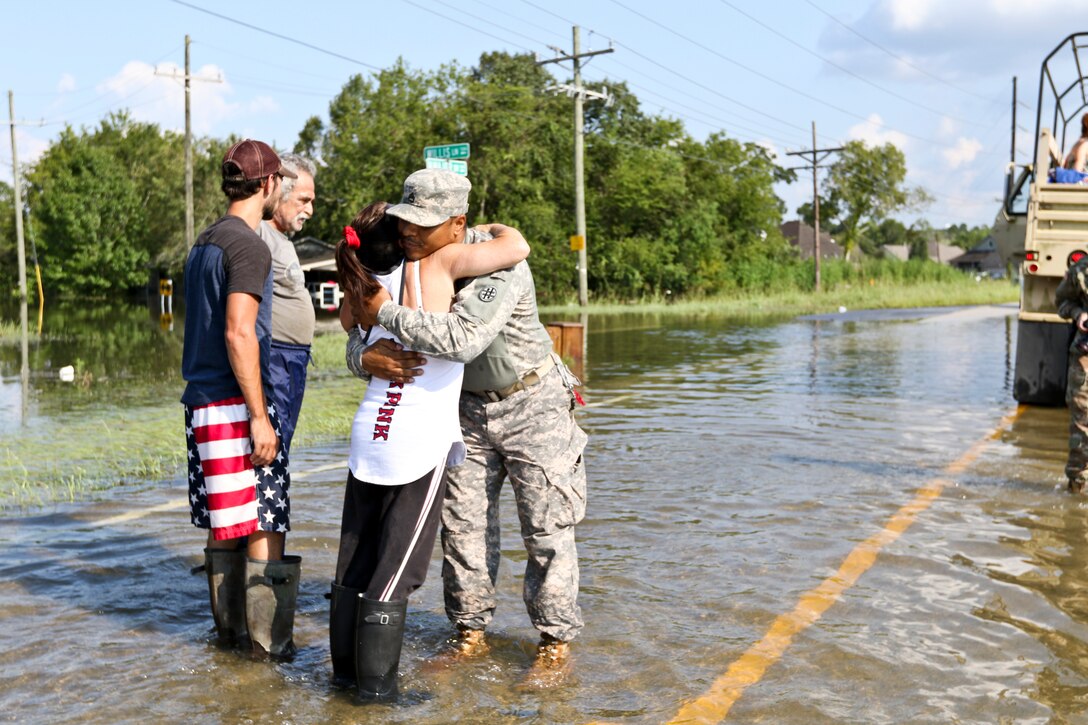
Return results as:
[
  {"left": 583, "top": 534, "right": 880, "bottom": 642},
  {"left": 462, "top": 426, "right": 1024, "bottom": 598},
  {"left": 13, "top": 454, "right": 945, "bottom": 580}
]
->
[
  {"left": 1056, "top": 257, "right": 1088, "bottom": 492},
  {"left": 346, "top": 169, "right": 587, "bottom": 686}
]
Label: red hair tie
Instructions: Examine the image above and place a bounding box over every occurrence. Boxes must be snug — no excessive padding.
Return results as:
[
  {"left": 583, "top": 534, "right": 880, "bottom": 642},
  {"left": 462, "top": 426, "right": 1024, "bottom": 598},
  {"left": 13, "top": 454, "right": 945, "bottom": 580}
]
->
[{"left": 343, "top": 225, "right": 360, "bottom": 249}]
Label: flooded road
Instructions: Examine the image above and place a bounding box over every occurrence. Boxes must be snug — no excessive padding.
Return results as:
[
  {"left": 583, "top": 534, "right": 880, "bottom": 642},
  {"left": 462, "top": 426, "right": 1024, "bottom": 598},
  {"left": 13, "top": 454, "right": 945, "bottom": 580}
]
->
[{"left": 2, "top": 302, "right": 1086, "bottom": 723}]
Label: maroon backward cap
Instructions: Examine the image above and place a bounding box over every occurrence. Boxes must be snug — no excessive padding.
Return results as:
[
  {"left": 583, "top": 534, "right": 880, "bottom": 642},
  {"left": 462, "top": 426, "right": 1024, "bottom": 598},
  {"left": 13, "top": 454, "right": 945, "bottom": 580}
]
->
[{"left": 221, "top": 139, "right": 298, "bottom": 181}]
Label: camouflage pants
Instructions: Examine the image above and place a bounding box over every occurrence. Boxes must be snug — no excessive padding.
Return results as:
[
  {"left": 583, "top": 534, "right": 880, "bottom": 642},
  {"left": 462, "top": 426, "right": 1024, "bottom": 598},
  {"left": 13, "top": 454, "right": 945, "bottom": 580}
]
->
[
  {"left": 1067, "top": 351, "right": 1088, "bottom": 488},
  {"left": 441, "top": 367, "right": 588, "bottom": 642}
]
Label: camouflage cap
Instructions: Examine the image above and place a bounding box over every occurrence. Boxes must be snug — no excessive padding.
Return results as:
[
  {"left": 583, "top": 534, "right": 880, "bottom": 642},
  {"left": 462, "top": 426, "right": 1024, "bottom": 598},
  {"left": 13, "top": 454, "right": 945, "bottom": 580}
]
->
[{"left": 386, "top": 169, "right": 471, "bottom": 227}]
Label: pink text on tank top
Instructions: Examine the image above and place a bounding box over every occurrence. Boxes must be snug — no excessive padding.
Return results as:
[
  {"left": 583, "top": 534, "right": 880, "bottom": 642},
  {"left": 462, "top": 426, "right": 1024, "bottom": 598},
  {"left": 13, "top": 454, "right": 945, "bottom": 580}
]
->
[{"left": 372, "top": 380, "right": 405, "bottom": 441}]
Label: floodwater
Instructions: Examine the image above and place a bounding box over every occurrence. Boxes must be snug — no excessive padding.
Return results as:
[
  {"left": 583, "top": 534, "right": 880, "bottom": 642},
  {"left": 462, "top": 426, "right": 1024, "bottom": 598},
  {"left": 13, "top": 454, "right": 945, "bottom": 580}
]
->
[{"left": 2, "top": 301, "right": 1088, "bottom": 723}]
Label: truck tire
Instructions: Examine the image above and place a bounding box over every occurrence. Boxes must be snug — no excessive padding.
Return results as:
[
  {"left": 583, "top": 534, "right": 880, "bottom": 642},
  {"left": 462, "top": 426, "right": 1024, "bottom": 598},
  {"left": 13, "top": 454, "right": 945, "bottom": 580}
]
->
[{"left": 1014, "top": 319, "right": 1073, "bottom": 405}]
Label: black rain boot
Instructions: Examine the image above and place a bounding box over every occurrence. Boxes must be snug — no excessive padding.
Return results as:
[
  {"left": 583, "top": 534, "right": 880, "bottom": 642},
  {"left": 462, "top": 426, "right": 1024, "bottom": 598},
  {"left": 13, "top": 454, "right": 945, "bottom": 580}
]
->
[
  {"left": 203, "top": 548, "right": 248, "bottom": 647},
  {"left": 355, "top": 597, "right": 408, "bottom": 702},
  {"left": 245, "top": 555, "right": 302, "bottom": 659},
  {"left": 329, "top": 581, "right": 362, "bottom": 685}
]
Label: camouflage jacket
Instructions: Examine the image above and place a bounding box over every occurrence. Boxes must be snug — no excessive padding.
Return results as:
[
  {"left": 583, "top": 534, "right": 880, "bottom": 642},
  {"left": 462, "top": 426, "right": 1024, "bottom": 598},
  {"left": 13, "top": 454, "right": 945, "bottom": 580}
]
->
[
  {"left": 1056, "top": 258, "right": 1088, "bottom": 322},
  {"left": 346, "top": 228, "right": 553, "bottom": 384}
]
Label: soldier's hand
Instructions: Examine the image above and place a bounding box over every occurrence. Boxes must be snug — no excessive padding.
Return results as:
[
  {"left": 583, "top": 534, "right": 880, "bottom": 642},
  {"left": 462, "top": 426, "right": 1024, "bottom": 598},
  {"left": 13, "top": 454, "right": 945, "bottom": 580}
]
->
[
  {"left": 249, "top": 415, "right": 278, "bottom": 466},
  {"left": 361, "top": 338, "right": 426, "bottom": 383},
  {"left": 1078, "top": 312, "right": 1088, "bottom": 332},
  {"left": 358, "top": 288, "right": 392, "bottom": 326}
]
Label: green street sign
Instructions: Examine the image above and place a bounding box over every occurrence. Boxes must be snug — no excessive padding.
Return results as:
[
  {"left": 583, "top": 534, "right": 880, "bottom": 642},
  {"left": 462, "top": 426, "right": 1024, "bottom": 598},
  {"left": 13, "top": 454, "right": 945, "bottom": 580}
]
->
[
  {"left": 424, "top": 143, "right": 470, "bottom": 160},
  {"left": 425, "top": 157, "right": 468, "bottom": 176}
]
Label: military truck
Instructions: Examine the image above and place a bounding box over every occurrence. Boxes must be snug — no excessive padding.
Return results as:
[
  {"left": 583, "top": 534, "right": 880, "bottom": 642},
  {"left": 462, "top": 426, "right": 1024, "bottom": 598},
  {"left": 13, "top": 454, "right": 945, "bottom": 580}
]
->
[{"left": 993, "top": 33, "right": 1088, "bottom": 404}]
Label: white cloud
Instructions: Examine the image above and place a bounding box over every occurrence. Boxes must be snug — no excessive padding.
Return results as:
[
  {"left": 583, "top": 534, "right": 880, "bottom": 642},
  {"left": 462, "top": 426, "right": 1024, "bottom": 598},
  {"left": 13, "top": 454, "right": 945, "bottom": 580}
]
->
[
  {"left": 247, "top": 96, "right": 280, "bottom": 114},
  {"left": 943, "top": 137, "right": 983, "bottom": 168},
  {"left": 937, "top": 117, "right": 959, "bottom": 138},
  {"left": 0, "top": 128, "right": 50, "bottom": 185},
  {"left": 821, "top": 0, "right": 1088, "bottom": 83},
  {"left": 846, "top": 113, "right": 910, "bottom": 149},
  {"left": 886, "top": 0, "right": 939, "bottom": 31},
  {"left": 56, "top": 74, "right": 76, "bottom": 93},
  {"left": 97, "top": 60, "right": 239, "bottom": 135}
]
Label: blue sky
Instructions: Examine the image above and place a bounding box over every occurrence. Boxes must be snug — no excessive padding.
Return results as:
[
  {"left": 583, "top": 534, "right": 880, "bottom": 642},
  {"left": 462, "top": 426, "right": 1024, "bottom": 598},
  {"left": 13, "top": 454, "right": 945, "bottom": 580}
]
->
[{"left": 3, "top": 0, "right": 1088, "bottom": 230}]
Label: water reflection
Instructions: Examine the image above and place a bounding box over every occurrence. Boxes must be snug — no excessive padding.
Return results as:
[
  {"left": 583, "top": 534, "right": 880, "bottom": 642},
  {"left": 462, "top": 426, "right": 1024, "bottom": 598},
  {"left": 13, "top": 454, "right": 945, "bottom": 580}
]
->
[
  {"left": 0, "top": 299, "right": 184, "bottom": 433},
  {"left": 10, "top": 302, "right": 1088, "bottom": 723}
]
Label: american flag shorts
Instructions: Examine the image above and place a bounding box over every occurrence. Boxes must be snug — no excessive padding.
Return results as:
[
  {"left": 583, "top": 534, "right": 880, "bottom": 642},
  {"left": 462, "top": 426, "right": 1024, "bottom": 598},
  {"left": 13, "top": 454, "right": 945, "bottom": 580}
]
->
[{"left": 184, "top": 396, "right": 291, "bottom": 541}]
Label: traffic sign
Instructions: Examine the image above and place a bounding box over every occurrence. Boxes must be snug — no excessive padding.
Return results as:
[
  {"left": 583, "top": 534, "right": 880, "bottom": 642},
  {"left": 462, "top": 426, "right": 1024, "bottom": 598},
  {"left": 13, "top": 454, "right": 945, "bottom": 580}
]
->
[
  {"left": 425, "top": 157, "right": 468, "bottom": 176},
  {"left": 424, "top": 143, "right": 470, "bottom": 160},
  {"left": 569, "top": 234, "right": 585, "bottom": 251}
]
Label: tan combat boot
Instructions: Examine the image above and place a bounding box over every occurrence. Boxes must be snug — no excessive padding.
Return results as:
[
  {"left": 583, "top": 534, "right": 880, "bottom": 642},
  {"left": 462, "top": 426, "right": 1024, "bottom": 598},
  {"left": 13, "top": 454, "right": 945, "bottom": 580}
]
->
[
  {"left": 520, "top": 635, "right": 572, "bottom": 690},
  {"left": 421, "top": 628, "right": 490, "bottom": 673},
  {"left": 454, "top": 628, "right": 490, "bottom": 657}
]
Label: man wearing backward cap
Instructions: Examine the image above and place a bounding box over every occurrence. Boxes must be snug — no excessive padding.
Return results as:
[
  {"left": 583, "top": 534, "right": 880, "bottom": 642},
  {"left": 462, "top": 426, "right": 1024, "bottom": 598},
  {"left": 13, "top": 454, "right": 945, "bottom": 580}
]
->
[{"left": 181, "top": 138, "right": 303, "bottom": 660}]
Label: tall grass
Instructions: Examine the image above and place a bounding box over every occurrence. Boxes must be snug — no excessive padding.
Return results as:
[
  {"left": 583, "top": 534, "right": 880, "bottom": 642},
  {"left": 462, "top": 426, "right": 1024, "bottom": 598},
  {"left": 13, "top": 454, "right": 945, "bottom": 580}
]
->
[{"left": 0, "top": 271, "right": 1018, "bottom": 509}]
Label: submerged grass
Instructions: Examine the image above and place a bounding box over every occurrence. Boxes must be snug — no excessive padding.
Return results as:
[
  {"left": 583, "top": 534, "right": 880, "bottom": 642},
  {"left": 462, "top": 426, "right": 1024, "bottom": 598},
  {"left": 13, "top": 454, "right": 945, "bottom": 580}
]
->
[
  {"left": 0, "top": 275, "right": 1019, "bottom": 510},
  {"left": 541, "top": 277, "right": 1017, "bottom": 320},
  {"left": 0, "top": 328, "right": 364, "bottom": 512},
  {"left": 0, "top": 318, "right": 19, "bottom": 343}
]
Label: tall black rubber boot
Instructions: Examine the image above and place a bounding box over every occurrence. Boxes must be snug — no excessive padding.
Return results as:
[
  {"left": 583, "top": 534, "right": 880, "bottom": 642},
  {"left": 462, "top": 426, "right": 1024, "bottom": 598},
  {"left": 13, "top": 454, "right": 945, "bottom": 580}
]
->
[
  {"left": 355, "top": 597, "right": 408, "bottom": 702},
  {"left": 203, "top": 548, "right": 248, "bottom": 647},
  {"left": 245, "top": 555, "right": 302, "bottom": 659},
  {"left": 329, "top": 582, "right": 362, "bottom": 685}
]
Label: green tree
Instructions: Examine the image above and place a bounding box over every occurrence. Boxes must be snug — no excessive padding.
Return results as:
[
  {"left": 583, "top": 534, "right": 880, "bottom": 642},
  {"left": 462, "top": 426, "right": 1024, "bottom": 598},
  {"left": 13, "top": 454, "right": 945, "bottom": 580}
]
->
[
  {"left": 23, "top": 113, "right": 192, "bottom": 295},
  {"left": 945, "top": 222, "right": 990, "bottom": 250},
  {"left": 310, "top": 60, "right": 462, "bottom": 245},
  {"left": 0, "top": 181, "right": 15, "bottom": 297},
  {"left": 824, "top": 140, "right": 930, "bottom": 259},
  {"left": 457, "top": 52, "right": 574, "bottom": 300},
  {"left": 796, "top": 196, "right": 841, "bottom": 232}
]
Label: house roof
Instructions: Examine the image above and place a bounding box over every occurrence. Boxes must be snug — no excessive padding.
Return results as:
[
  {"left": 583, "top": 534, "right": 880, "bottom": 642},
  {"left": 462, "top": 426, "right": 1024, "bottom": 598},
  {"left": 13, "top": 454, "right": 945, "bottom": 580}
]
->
[
  {"left": 293, "top": 236, "right": 338, "bottom": 273},
  {"left": 779, "top": 220, "right": 844, "bottom": 259}
]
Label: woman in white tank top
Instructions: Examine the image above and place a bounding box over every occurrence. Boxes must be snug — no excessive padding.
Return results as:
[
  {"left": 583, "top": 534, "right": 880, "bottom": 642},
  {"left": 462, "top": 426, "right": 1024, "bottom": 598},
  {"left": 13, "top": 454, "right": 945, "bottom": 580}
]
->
[{"left": 328, "top": 200, "right": 529, "bottom": 701}]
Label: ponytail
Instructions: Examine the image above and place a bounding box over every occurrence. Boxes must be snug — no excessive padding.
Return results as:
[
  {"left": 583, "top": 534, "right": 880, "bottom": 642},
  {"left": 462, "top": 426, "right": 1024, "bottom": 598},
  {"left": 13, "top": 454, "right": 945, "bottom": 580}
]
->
[{"left": 335, "top": 201, "right": 405, "bottom": 325}]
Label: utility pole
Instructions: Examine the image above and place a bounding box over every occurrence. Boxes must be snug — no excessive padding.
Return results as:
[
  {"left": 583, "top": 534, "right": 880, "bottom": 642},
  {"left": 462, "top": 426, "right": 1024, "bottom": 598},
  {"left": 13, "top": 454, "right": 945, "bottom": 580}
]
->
[
  {"left": 156, "top": 35, "right": 221, "bottom": 250},
  {"left": 787, "top": 124, "right": 842, "bottom": 292},
  {"left": 1008, "top": 76, "right": 1017, "bottom": 203},
  {"left": 8, "top": 90, "right": 29, "bottom": 422},
  {"left": 539, "top": 27, "right": 613, "bottom": 307}
]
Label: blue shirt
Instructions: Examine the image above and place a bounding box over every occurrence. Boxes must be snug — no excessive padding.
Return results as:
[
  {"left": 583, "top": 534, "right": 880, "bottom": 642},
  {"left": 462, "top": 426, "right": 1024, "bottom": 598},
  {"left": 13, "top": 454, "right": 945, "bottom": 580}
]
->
[{"left": 181, "top": 215, "right": 274, "bottom": 406}]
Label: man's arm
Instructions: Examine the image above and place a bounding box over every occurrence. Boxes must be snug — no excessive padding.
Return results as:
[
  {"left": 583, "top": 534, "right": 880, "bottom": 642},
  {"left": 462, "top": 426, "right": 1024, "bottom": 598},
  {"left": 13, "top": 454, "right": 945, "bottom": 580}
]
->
[
  {"left": 225, "top": 292, "right": 277, "bottom": 466},
  {"left": 346, "top": 326, "right": 426, "bottom": 383},
  {"left": 374, "top": 266, "right": 524, "bottom": 363}
]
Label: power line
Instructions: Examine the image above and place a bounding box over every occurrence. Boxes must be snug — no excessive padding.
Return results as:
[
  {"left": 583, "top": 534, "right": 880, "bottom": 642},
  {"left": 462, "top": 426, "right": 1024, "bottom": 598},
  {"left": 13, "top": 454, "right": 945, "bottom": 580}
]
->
[
  {"left": 580, "top": 66, "right": 799, "bottom": 149},
  {"left": 605, "top": 0, "right": 951, "bottom": 150},
  {"left": 591, "top": 55, "right": 823, "bottom": 145},
  {"left": 804, "top": 0, "right": 1002, "bottom": 105},
  {"left": 400, "top": 0, "right": 536, "bottom": 54},
  {"left": 516, "top": 0, "right": 576, "bottom": 28},
  {"left": 228, "top": 75, "right": 339, "bottom": 99},
  {"left": 716, "top": 0, "right": 984, "bottom": 128},
  {"left": 430, "top": 0, "right": 554, "bottom": 49},
  {"left": 196, "top": 41, "right": 350, "bottom": 85},
  {"left": 168, "top": 0, "right": 383, "bottom": 71},
  {"left": 39, "top": 77, "right": 161, "bottom": 126},
  {"left": 463, "top": 0, "right": 569, "bottom": 45}
]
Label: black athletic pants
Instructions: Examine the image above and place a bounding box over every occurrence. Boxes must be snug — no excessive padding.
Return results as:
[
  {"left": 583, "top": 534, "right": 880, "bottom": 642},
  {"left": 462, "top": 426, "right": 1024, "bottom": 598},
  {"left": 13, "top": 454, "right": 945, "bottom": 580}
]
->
[{"left": 334, "top": 463, "right": 446, "bottom": 602}]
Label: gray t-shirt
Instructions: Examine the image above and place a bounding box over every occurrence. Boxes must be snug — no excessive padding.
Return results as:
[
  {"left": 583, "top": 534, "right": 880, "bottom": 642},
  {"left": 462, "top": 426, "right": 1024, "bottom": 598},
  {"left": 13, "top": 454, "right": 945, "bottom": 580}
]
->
[{"left": 258, "top": 220, "right": 316, "bottom": 346}]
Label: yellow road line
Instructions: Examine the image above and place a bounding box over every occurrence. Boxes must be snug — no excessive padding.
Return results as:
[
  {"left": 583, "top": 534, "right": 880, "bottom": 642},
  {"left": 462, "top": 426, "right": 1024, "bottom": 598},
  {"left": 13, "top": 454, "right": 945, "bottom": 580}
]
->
[{"left": 667, "top": 405, "right": 1025, "bottom": 724}]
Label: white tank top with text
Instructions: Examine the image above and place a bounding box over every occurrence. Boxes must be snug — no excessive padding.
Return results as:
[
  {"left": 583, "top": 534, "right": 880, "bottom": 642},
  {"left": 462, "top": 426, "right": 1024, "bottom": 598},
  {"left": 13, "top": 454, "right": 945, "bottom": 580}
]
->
[{"left": 347, "top": 263, "right": 466, "bottom": 485}]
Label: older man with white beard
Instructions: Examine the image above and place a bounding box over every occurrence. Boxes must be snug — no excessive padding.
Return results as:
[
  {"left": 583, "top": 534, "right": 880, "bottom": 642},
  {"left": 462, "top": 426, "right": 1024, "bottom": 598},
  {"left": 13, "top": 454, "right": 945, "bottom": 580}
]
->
[{"left": 258, "top": 153, "right": 317, "bottom": 454}]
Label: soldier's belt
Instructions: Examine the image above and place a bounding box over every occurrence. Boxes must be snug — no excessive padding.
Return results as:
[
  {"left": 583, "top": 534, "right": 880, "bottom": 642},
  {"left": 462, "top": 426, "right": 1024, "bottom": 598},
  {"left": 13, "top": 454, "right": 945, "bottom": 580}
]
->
[{"left": 477, "top": 356, "right": 555, "bottom": 403}]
